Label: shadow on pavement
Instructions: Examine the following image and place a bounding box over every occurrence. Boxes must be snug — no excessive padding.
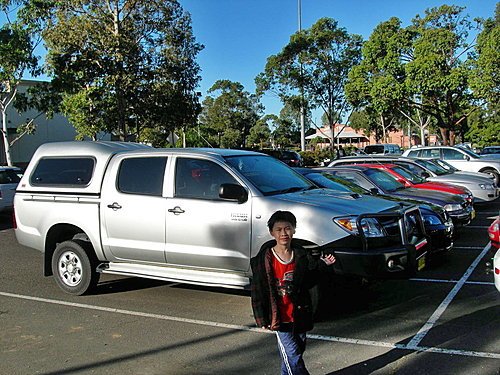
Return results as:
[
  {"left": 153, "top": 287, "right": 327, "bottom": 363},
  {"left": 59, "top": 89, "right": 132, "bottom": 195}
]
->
[{"left": 0, "top": 212, "right": 13, "bottom": 231}]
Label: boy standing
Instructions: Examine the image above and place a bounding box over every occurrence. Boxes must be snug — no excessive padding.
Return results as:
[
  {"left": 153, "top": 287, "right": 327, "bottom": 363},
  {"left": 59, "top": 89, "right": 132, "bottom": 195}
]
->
[{"left": 251, "top": 210, "right": 335, "bottom": 375}]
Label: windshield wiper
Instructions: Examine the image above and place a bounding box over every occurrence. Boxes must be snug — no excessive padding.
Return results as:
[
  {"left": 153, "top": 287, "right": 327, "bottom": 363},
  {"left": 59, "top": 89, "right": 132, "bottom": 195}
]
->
[{"left": 271, "top": 186, "right": 307, "bottom": 195}]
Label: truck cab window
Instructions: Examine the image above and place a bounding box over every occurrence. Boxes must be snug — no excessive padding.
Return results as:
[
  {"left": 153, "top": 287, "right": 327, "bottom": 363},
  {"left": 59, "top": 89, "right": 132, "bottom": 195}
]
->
[
  {"left": 117, "top": 157, "right": 167, "bottom": 196},
  {"left": 175, "top": 158, "right": 237, "bottom": 199}
]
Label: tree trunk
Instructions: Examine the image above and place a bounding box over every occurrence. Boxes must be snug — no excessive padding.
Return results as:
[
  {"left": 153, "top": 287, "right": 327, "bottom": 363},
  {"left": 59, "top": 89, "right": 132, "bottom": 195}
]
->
[{"left": 1, "top": 110, "right": 12, "bottom": 166}]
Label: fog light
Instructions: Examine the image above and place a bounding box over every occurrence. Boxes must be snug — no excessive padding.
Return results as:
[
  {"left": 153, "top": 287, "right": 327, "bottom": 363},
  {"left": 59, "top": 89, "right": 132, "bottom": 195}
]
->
[{"left": 387, "top": 259, "right": 395, "bottom": 269}]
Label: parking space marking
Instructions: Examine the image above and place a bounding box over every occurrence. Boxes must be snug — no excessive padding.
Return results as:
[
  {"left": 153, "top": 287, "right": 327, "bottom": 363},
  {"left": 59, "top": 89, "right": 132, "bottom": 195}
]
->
[
  {"left": 407, "top": 243, "right": 492, "bottom": 349},
  {"left": 410, "top": 277, "right": 495, "bottom": 286},
  {"left": 1, "top": 290, "right": 499, "bottom": 360}
]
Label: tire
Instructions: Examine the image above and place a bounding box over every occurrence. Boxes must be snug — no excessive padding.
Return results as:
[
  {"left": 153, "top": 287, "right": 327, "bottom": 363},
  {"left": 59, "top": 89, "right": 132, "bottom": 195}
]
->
[
  {"left": 51, "top": 240, "right": 100, "bottom": 295},
  {"left": 481, "top": 168, "right": 500, "bottom": 186}
]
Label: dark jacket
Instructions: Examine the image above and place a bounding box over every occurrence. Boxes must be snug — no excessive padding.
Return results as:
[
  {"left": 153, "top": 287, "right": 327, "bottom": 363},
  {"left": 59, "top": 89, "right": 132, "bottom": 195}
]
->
[{"left": 250, "top": 240, "right": 326, "bottom": 333}]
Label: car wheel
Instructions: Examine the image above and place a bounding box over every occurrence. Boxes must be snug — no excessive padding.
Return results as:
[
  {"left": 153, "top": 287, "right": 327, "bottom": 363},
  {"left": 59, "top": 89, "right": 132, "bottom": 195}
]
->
[
  {"left": 481, "top": 168, "right": 500, "bottom": 186},
  {"left": 51, "top": 240, "right": 100, "bottom": 295}
]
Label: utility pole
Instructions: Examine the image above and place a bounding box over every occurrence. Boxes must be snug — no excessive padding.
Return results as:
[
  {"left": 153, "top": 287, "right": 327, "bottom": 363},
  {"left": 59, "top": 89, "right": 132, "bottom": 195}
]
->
[{"left": 298, "top": 0, "right": 305, "bottom": 151}]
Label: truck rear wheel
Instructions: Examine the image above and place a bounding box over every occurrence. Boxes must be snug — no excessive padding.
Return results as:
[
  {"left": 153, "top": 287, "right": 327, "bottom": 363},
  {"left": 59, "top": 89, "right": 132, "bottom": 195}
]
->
[{"left": 51, "top": 240, "right": 100, "bottom": 295}]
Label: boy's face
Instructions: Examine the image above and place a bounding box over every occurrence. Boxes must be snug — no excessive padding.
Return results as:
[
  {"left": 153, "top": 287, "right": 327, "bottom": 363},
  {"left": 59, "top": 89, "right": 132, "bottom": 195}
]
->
[{"left": 270, "top": 220, "right": 295, "bottom": 247}]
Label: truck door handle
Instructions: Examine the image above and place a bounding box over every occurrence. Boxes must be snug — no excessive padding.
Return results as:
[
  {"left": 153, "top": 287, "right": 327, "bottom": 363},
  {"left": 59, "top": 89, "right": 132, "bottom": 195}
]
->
[
  {"left": 107, "top": 202, "right": 122, "bottom": 210},
  {"left": 168, "top": 206, "right": 185, "bottom": 215}
]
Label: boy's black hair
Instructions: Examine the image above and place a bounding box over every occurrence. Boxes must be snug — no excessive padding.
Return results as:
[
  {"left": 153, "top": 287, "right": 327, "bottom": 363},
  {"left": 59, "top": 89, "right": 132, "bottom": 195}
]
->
[{"left": 267, "top": 210, "right": 297, "bottom": 231}]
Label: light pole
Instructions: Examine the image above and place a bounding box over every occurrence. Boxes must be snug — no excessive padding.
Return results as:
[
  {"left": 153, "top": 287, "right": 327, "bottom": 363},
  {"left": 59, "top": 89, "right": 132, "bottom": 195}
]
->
[{"left": 298, "top": 0, "right": 305, "bottom": 151}]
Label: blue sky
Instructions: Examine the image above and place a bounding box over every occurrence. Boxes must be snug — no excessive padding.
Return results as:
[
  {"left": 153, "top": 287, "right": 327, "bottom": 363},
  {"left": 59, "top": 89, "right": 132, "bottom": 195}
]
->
[{"left": 180, "top": 0, "right": 498, "bottom": 123}]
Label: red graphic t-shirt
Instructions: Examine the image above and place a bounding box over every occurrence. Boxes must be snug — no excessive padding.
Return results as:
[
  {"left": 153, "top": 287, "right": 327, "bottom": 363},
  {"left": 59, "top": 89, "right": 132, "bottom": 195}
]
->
[{"left": 271, "top": 250, "right": 295, "bottom": 323}]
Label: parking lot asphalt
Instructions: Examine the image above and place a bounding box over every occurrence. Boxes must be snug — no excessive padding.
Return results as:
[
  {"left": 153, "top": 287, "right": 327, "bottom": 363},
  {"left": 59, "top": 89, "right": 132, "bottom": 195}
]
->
[{"left": 0, "top": 201, "right": 499, "bottom": 375}]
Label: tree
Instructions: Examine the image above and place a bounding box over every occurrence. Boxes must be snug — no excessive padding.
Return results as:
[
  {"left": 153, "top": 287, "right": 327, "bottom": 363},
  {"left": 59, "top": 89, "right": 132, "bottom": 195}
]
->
[
  {"left": 40, "top": 0, "right": 203, "bottom": 144},
  {"left": 256, "top": 18, "right": 362, "bottom": 149},
  {"left": 247, "top": 115, "right": 272, "bottom": 149},
  {"left": 406, "top": 5, "right": 478, "bottom": 145},
  {"left": 345, "top": 17, "right": 409, "bottom": 142},
  {"left": 469, "top": 3, "right": 499, "bottom": 112},
  {"left": 0, "top": 0, "right": 42, "bottom": 165},
  {"left": 198, "top": 80, "right": 262, "bottom": 149}
]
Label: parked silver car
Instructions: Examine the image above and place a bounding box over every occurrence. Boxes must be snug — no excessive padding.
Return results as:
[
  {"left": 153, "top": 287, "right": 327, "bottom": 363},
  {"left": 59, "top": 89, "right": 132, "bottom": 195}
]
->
[
  {"left": 328, "top": 156, "right": 499, "bottom": 203},
  {"left": 402, "top": 146, "right": 500, "bottom": 185},
  {"left": 0, "top": 166, "right": 22, "bottom": 213}
]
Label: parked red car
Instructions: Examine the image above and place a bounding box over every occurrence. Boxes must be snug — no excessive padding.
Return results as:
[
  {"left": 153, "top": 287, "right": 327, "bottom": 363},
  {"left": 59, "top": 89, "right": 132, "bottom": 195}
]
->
[
  {"left": 356, "top": 163, "right": 474, "bottom": 205},
  {"left": 487, "top": 217, "right": 499, "bottom": 292},
  {"left": 489, "top": 217, "right": 500, "bottom": 250}
]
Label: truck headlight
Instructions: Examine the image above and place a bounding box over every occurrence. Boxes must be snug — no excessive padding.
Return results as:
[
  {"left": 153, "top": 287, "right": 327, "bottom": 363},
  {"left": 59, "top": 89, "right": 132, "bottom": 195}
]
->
[
  {"left": 444, "top": 204, "right": 462, "bottom": 212},
  {"left": 334, "top": 216, "right": 385, "bottom": 237}
]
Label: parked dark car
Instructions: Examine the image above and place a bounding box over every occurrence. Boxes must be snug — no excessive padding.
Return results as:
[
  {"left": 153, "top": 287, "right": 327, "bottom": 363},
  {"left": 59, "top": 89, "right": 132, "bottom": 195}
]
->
[
  {"left": 295, "top": 168, "right": 454, "bottom": 257},
  {"left": 260, "top": 149, "right": 304, "bottom": 167},
  {"left": 316, "top": 165, "right": 474, "bottom": 226}
]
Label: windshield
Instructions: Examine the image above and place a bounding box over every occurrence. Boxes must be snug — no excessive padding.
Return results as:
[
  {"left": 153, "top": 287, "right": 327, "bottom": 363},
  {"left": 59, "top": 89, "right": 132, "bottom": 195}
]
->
[
  {"left": 457, "top": 147, "right": 480, "bottom": 159},
  {"left": 391, "top": 165, "right": 425, "bottom": 184},
  {"left": 431, "top": 158, "right": 458, "bottom": 172},
  {"left": 225, "top": 155, "right": 314, "bottom": 195},
  {"left": 305, "top": 171, "right": 370, "bottom": 194},
  {"left": 414, "top": 159, "right": 449, "bottom": 176},
  {"left": 365, "top": 168, "right": 405, "bottom": 192}
]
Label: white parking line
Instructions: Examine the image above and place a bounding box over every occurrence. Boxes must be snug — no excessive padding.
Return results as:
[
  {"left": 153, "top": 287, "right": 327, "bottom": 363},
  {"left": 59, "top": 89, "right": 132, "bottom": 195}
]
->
[
  {"left": 1, "top": 289, "right": 499, "bottom": 360},
  {"left": 406, "top": 243, "right": 492, "bottom": 349},
  {"left": 410, "top": 277, "right": 495, "bottom": 286}
]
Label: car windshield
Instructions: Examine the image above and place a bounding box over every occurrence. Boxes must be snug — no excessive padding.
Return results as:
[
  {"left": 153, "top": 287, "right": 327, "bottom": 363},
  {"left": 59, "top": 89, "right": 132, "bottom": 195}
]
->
[
  {"left": 414, "top": 159, "right": 449, "bottom": 176},
  {"left": 457, "top": 147, "right": 480, "bottom": 159},
  {"left": 431, "top": 159, "right": 458, "bottom": 172},
  {"left": 391, "top": 165, "right": 425, "bottom": 184},
  {"left": 225, "top": 155, "right": 314, "bottom": 195},
  {"left": 365, "top": 168, "right": 406, "bottom": 192},
  {"left": 305, "top": 171, "right": 370, "bottom": 194}
]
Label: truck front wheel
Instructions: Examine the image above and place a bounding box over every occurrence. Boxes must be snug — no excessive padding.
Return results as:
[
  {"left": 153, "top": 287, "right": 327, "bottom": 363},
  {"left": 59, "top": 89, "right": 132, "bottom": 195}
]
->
[{"left": 52, "top": 240, "right": 100, "bottom": 295}]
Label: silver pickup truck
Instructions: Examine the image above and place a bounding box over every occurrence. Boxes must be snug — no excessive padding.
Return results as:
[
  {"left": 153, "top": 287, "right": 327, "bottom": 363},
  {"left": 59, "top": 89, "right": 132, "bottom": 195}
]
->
[{"left": 14, "top": 141, "right": 428, "bottom": 295}]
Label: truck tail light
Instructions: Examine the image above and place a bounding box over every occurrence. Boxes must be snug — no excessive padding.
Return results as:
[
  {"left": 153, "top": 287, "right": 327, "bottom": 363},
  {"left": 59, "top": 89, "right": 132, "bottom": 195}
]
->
[{"left": 495, "top": 267, "right": 499, "bottom": 275}]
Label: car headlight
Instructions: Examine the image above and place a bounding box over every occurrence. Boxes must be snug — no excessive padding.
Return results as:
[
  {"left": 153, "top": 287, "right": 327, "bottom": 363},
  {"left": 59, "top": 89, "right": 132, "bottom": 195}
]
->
[
  {"left": 422, "top": 214, "right": 442, "bottom": 226},
  {"left": 479, "top": 184, "right": 494, "bottom": 190},
  {"left": 334, "top": 216, "right": 385, "bottom": 237},
  {"left": 444, "top": 204, "right": 462, "bottom": 212},
  {"left": 460, "top": 193, "right": 473, "bottom": 201}
]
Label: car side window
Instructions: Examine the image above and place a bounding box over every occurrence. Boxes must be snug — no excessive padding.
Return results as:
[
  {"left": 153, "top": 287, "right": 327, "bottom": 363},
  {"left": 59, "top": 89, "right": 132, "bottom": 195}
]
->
[
  {"left": 443, "top": 148, "right": 467, "bottom": 160},
  {"left": 0, "top": 170, "right": 21, "bottom": 184},
  {"left": 420, "top": 149, "right": 440, "bottom": 158},
  {"left": 175, "top": 158, "right": 238, "bottom": 200},
  {"left": 406, "top": 149, "right": 420, "bottom": 157},
  {"left": 117, "top": 157, "right": 167, "bottom": 196}
]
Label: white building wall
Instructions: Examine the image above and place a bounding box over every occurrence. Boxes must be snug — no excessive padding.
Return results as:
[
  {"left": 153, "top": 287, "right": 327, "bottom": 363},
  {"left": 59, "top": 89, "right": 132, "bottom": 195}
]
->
[{"left": 2, "top": 80, "right": 110, "bottom": 167}]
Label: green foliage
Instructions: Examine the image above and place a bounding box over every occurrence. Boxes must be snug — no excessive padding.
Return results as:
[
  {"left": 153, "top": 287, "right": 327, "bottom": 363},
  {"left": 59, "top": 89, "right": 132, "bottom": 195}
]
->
[
  {"left": 41, "top": 0, "right": 203, "bottom": 141},
  {"left": 299, "top": 149, "right": 335, "bottom": 167},
  {"left": 0, "top": 1, "right": 43, "bottom": 165},
  {"left": 198, "top": 79, "right": 262, "bottom": 148},
  {"left": 256, "top": 17, "right": 362, "bottom": 137},
  {"left": 465, "top": 107, "right": 500, "bottom": 147},
  {"left": 469, "top": 3, "right": 500, "bottom": 111}
]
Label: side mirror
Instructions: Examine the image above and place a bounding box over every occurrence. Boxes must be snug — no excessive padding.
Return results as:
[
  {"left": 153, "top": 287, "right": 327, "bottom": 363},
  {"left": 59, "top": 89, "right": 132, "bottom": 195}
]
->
[
  {"left": 219, "top": 183, "right": 248, "bottom": 203},
  {"left": 370, "top": 188, "right": 380, "bottom": 195},
  {"left": 421, "top": 172, "right": 430, "bottom": 179}
]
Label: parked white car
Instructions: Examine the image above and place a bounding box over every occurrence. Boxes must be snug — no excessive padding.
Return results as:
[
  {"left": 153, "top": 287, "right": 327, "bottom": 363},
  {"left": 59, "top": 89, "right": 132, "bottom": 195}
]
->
[
  {"left": 402, "top": 146, "right": 500, "bottom": 185},
  {"left": 0, "top": 166, "right": 22, "bottom": 213}
]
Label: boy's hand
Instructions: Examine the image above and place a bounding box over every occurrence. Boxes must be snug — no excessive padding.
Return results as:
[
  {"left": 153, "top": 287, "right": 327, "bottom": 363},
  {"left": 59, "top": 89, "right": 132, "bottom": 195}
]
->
[{"left": 320, "top": 253, "right": 336, "bottom": 266}]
